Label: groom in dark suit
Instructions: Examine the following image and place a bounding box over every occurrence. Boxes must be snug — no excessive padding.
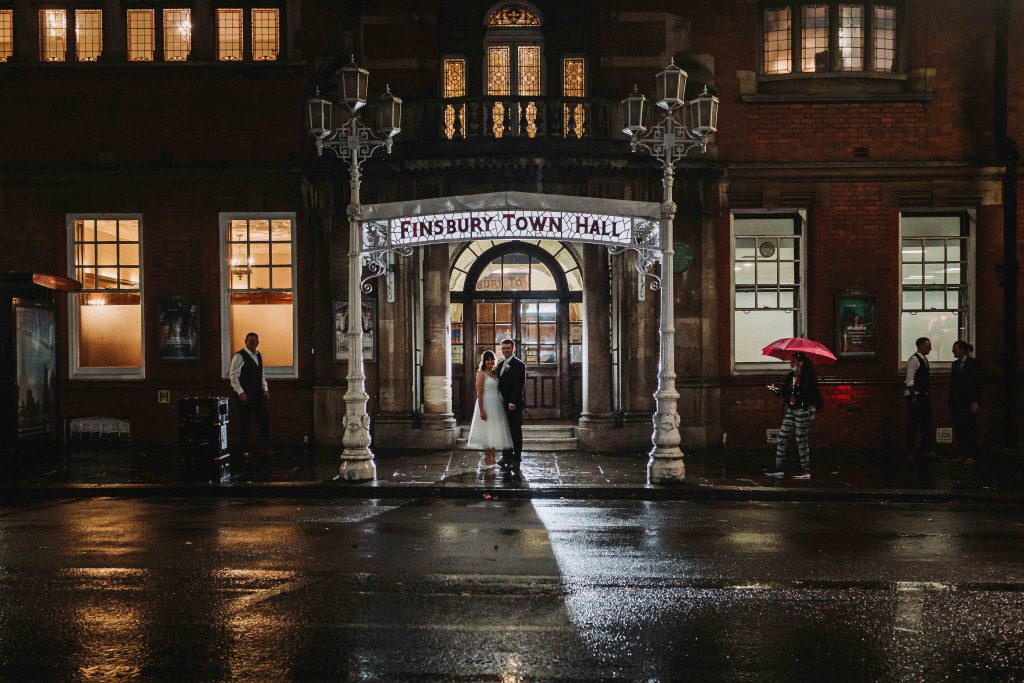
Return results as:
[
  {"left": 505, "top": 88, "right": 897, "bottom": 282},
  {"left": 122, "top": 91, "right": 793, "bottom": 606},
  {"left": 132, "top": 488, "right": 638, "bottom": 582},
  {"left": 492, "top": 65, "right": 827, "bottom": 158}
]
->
[{"left": 496, "top": 338, "right": 526, "bottom": 477}]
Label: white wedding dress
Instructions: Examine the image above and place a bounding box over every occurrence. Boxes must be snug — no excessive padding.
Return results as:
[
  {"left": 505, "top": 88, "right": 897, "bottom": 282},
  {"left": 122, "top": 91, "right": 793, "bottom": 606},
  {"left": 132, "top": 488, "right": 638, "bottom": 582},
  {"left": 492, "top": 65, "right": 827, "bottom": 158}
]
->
[{"left": 467, "top": 373, "right": 513, "bottom": 450}]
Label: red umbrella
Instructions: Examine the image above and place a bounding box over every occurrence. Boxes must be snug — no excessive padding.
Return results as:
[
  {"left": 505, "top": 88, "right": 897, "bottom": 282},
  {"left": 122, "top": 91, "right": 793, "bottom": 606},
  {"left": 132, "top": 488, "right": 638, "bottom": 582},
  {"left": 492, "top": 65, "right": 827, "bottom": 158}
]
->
[{"left": 761, "top": 337, "right": 837, "bottom": 365}]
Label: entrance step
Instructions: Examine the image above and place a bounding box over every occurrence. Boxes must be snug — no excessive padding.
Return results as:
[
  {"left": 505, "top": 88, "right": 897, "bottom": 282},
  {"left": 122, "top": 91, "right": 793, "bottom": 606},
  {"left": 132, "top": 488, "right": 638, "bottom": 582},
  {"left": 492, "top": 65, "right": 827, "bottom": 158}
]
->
[{"left": 456, "top": 424, "right": 578, "bottom": 451}]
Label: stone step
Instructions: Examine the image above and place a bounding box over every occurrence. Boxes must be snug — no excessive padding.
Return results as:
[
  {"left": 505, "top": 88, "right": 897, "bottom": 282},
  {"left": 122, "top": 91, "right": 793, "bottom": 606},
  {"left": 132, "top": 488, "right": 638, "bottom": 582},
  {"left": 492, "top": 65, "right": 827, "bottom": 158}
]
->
[{"left": 456, "top": 424, "right": 578, "bottom": 451}]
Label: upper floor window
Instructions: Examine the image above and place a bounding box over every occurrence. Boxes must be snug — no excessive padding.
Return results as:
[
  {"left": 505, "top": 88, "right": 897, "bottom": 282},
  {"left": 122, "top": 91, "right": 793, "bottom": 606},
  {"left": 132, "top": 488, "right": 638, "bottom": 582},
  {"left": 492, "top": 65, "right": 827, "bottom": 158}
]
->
[
  {"left": 127, "top": 9, "right": 155, "bottom": 61},
  {"left": 484, "top": 2, "right": 543, "bottom": 138},
  {"left": 486, "top": 4, "right": 541, "bottom": 26},
  {"left": 221, "top": 214, "right": 297, "bottom": 377},
  {"left": 217, "top": 7, "right": 279, "bottom": 61},
  {"left": 900, "top": 213, "right": 972, "bottom": 363},
  {"left": 732, "top": 213, "right": 805, "bottom": 368},
  {"left": 75, "top": 10, "right": 103, "bottom": 62},
  {"left": 761, "top": 2, "right": 901, "bottom": 76},
  {"left": 442, "top": 57, "right": 467, "bottom": 139},
  {"left": 0, "top": 10, "right": 12, "bottom": 62},
  {"left": 163, "top": 9, "right": 192, "bottom": 61},
  {"left": 38, "top": 9, "right": 66, "bottom": 62},
  {"left": 68, "top": 216, "right": 144, "bottom": 378},
  {"left": 562, "top": 57, "right": 586, "bottom": 138}
]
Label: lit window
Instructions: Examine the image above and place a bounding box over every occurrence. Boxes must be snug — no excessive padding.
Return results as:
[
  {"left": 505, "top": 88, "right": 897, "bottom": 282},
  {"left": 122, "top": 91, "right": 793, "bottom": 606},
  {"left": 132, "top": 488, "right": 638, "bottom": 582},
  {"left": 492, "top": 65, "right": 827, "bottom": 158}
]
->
[
  {"left": 873, "top": 5, "right": 896, "bottom": 71},
  {"left": 75, "top": 10, "right": 103, "bottom": 62},
  {"left": 0, "top": 10, "right": 13, "bottom": 62},
  {"left": 486, "top": 4, "right": 541, "bottom": 26},
  {"left": 487, "top": 45, "right": 511, "bottom": 97},
  {"left": 222, "top": 215, "right": 296, "bottom": 374},
  {"left": 569, "top": 302, "right": 583, "bottom": 363},
  {"left": 127, "top": 9, "right": 155, "bottom": 61},
  {"left": 900, "top": 214, "right": 971, "bottom": 363},
  {"left": 163, "top": 9, "right": 192, "bottom": 61},
  {"left": 39, "top": 10, "right": 67, "bottom": 62},
  {"left": 763, "top": 3, "right": 900, "bottom": 75},
  {"left": 801, "top": 5, "right": 828, "bottom": 72},
  {"left": 217, "top": 8, "right": 243, "bottom": 61},
  {"left": 562, "top": 57, "right": 586, "bottom": 138},
  {"left": 450, "top": 303, "right": 464, "bottom": 366},
  {"left": 733, "top": 215, "right": 803, "bottom": 366},
  {"left": 442, "top": 57, "right": 467, "bottom": 140},
  {"left": 763, "top": 7, "right": 791, "bottom": 74},
  {"left": 251, "top": 8, "right": 279, "bottom": 60},
  {"left": 69, "top": 216, "right": 144, "bottom": 377},
  {"left": 838, "top": 5, "right": 864, "bottom": 70}
]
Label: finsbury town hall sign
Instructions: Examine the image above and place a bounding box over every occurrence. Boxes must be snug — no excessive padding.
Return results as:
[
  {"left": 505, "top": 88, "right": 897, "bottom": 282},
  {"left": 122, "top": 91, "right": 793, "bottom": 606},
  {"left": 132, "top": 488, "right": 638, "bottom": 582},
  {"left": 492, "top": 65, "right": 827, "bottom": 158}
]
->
[{"left": 358, "top": 191, "right": 663, "bottom": 253}]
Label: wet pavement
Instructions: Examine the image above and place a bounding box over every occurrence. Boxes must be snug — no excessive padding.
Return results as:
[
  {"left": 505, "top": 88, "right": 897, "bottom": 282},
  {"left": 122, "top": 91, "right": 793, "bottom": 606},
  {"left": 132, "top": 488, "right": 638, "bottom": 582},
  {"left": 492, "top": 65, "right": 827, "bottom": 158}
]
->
[
  {"left": 1, "top": 497, "right": 1023, "bottom": 680},
  {"left": 7, "top": 443, "right": 1024, "bottom": 502}
]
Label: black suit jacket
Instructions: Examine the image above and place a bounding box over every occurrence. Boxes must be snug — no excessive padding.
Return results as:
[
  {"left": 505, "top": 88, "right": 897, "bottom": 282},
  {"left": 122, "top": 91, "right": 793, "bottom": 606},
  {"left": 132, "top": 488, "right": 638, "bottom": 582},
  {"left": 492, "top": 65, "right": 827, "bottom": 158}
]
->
[
  {"left": 496, "top": 355, "right": 526, "bottom": 417},
  {"left": 949, "top": 356, "right": 982, "bottom": 405}
]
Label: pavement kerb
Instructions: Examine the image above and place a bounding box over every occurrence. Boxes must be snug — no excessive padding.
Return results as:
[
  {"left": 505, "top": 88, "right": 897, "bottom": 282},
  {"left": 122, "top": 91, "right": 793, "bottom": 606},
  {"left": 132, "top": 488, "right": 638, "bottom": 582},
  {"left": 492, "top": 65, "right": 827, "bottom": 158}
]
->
[{"left": 2, "top": 483, "right": 1023, "bottom": 504}]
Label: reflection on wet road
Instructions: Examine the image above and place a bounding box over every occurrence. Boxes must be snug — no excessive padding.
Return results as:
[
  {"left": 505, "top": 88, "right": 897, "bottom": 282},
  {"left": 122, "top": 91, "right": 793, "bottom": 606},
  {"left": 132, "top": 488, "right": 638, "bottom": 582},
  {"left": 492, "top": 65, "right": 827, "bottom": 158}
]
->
[{"left": 0, "top": 498, "right": 1022, "bottom": 679}]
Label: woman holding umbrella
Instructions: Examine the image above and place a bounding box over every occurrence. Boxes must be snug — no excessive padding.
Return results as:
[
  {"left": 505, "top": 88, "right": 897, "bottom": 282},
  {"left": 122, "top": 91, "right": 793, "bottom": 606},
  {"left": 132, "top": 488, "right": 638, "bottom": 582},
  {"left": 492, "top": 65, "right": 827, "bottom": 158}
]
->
[{"left": 764, "top": 351, "right": 824, "bottom": 480}]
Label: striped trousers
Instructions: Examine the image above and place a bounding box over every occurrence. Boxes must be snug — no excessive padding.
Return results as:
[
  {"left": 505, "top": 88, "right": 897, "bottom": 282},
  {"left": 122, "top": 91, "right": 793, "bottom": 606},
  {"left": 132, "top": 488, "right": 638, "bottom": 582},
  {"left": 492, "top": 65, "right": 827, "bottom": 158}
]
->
[{"left": 775, "top": 406, "right": 817, "bottom": 469}]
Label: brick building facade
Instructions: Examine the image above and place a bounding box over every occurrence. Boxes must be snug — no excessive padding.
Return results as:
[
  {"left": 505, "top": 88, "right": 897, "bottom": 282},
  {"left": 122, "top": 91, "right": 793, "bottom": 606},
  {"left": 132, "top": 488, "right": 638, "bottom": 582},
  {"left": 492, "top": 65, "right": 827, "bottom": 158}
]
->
[{"left": 2, "top": 0, "right": 1020, "bottom": 457}]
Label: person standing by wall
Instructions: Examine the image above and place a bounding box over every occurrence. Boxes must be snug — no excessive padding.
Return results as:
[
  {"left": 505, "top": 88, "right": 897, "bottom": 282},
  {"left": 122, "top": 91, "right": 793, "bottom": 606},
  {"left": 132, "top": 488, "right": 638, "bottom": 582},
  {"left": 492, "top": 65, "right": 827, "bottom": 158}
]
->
[
  {"left": 229, "top": 332, "right": 270, "bottom": 456},
  {"left": 949, "top": 340, "right": 982, "bottom": 465},
  {"left": 905, "top": 336, "right": 934, "bottom": 462},
  {"left": 764, "top": 351, "right": 823, "bottom": 480}
]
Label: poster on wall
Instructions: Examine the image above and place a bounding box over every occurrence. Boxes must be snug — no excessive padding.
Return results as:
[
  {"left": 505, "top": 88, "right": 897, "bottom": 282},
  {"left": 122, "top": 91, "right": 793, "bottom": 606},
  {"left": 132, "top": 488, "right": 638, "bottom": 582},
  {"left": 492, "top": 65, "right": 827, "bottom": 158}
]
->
[
  {"left": 15, "top": 302, "right": 58, "bottom": 437},
  {"left": 335, "top": 298, "right": 376, "bottom": 362},
  {"left": 158, "top": 297, "right": 200, "bottom": 361},
  {"left": 836, "top": 292, "right": 876, "bottom": 357}
]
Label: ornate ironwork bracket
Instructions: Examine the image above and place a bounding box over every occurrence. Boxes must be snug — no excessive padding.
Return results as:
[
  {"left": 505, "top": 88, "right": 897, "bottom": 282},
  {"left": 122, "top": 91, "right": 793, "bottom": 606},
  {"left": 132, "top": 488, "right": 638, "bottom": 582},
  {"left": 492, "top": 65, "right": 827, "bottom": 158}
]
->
[
  {"left": 359, "top": 221, "right": 412, "bottom": 298},
  {"left": 318, "top": 116, "right": 393, "bottom": 167},
  {"left": 608, "top": 219, "right": 662, "bottom": 300}
]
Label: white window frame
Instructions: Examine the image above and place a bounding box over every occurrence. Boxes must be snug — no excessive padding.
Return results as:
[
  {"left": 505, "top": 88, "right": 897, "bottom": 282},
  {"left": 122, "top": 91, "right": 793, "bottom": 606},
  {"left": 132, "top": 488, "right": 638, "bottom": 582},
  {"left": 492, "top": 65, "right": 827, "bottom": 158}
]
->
[
  {"left": 219, "top": 212, "right": 299, "bottom": 380},
  {"left": 897, "top": 209, "right": 976, "bottom": 370},
  {"left": 66, "top": 213, "right": 146, "bottom": 380},
  {"left": 730, "top": 210, "right": 808, "bottom": 374}
]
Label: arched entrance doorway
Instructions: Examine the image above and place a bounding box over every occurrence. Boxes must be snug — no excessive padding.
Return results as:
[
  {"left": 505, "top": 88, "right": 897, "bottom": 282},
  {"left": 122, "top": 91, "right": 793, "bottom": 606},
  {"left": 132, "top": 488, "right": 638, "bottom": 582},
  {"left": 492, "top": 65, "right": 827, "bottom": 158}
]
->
[{"left": 449, "top": 240, "right": 582, "bottom": 420}]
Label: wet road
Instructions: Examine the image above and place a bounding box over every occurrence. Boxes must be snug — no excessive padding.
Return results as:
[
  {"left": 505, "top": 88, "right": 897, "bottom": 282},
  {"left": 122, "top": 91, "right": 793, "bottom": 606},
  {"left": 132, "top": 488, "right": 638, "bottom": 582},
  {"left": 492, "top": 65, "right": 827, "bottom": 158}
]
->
[{"left": 1, "top": 498, "right": 1023, "bottom": 680}]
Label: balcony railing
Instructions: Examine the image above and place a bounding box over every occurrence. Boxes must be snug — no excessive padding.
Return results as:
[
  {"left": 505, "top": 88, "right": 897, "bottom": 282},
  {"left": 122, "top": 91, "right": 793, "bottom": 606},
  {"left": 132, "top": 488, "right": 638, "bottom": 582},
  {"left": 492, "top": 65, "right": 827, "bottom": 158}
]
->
[{"left": 409, "top": 96, "right": 616, "bottom": 141}]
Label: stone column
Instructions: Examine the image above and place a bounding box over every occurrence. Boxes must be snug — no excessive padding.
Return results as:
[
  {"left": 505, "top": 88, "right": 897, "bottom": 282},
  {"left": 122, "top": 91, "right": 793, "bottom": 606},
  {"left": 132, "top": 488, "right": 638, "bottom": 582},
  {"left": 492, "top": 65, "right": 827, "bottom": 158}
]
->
[
  {"left": 190, "top": 0, "right": 214, "bottom": 61},
  {"left": 13, "top": 0, "right": 34, "bottom": 62},
  {"left": 372, "top": 250, "right": 420, "bottom": 447},
  {"left": 577, "top": 244, "right": 616, "bottom": 450},
  {"left": 100, "top": 0, "right": 125, "bottom": 61},
  {"left": 419, "top": 244, "right": 458, "bottom": 448}
]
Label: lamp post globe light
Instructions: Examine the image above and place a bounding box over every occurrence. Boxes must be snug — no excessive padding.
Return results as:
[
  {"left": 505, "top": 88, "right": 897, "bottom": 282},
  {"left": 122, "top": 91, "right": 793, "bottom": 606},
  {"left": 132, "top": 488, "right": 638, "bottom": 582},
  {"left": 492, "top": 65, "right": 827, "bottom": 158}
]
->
[
  {"left": 620, "top": 59, "right": 720, "bottom": 484},
  {"left": 306, "top": 56, "right": 402, "bottom": 481}
]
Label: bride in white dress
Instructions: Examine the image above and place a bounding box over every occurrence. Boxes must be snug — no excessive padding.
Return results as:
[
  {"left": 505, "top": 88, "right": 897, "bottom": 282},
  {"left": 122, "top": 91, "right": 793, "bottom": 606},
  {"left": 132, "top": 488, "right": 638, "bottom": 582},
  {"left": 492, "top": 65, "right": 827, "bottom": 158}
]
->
[{"left": 467, "top": 350, "right": 513, "bottom": 466}]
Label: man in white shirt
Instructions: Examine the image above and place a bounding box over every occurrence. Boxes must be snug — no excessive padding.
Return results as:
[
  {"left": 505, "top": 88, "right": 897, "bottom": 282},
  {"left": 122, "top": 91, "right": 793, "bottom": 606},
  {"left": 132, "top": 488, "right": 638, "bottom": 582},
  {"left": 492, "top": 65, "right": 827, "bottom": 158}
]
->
[
  {"left": 228, "top": 332, "right": 270, "bottom": 455},
  {"left": 904, "top": 336, "right": 934, "bottom": 461}
]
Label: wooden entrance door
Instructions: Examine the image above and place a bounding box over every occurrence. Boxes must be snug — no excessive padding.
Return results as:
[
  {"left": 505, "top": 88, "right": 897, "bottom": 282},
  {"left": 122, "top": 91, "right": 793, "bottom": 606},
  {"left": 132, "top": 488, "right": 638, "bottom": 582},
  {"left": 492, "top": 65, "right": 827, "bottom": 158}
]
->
[{"left": 471, "top": 298, "right": 561, "bottom": 419}]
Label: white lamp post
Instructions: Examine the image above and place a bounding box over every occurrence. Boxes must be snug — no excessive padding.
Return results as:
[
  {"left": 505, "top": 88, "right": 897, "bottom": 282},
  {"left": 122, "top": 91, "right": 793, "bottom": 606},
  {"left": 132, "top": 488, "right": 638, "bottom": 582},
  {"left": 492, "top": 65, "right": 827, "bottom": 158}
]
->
[
  {"left": 306, "top": 56, "right": 402, "bottom": 481},
  {"left": 621, "top": 59, "right": 720, "bottom": 484}
]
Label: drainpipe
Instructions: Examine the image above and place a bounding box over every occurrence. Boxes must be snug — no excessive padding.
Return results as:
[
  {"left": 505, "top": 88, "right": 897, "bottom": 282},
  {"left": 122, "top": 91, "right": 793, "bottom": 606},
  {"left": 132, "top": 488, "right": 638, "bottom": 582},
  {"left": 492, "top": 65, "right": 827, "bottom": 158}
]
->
[{"left": 995, "top": 0, "right": 1020, "bottom": 448}]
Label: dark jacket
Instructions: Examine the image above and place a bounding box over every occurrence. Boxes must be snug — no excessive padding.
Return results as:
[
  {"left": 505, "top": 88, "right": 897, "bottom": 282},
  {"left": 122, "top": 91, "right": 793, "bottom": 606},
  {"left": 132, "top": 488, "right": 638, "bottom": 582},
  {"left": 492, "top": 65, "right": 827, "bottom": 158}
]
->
[
  {"left": 496, "top": 355, "right": 527, "bottom": 419},
  {"left": 949, "top": 356, "right": 982, "bottom": 405},
  {"left": 780, "top": 368, "right": 823, "bottom": 410}
]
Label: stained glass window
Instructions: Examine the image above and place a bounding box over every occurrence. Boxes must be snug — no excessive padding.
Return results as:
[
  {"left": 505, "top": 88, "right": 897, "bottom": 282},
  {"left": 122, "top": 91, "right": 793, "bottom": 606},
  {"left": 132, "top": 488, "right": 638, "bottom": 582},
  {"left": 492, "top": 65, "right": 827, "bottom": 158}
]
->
[
  {"left": 443, "top": 58, "right": 467, "bottom": 140},
  {"left": 217, "top": 8, "right": 243, "bottom": 61},
  {"left": 127, "top": 9, "right": 155, "bottom": 62},
  {"left": 486, "top": 5, "right": 541, "bottom": 26},
  {"left": 487, "top": 46, "right": 511, "bottom": 96},
  {"left": 75, "top": 10, "right": 103, "bottom": 62},
  {"left": 164, "top": 9, "right": 192, "bottom": 62},
  {"left": 251, "top": 8, "right": 279, "bottom": 61},
  {"left": 0, "top": 11, "right": 11, "bottom": 63},
  {"left": 563, "top": 57, "right": 586, "bottom": 139},
  {"left": 38, "top": 10, "right": 67, "bottom": 62}
]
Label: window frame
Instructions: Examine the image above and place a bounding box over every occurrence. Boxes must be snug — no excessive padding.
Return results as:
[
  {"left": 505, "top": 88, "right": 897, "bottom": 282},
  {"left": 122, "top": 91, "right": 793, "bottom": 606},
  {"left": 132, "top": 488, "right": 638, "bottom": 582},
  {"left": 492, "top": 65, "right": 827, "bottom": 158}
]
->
[
  {"left": 482, "top": 2, "right": 545, "bottom": 97},
  {"left": 214, "top": 5, "right": 282, "bottom": 62},
  {"left": 0, "top": 9, "right": 12, "bottom": 63},
  {"left": 730, "top": 210, "right": 808, "bottom": 374},
  {"left": 898, "top": 210, "right": 976, "bottom": 370},
  {"left": 66, "top": 213, "right": 146, "bottom": 380},
  {"left": 757, "top": 1, "right": 906, "bottom": 80},
  {"left": 219, "top": 212, "right": 299, "bottom": 380}
]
